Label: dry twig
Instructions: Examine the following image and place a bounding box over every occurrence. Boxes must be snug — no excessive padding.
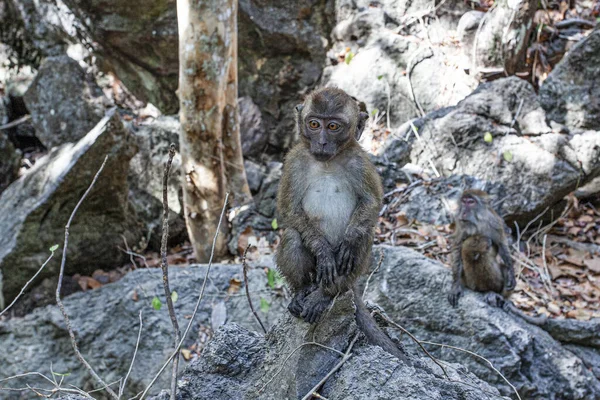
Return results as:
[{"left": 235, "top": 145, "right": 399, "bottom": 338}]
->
[
  {"left": 138, "top": 193, "right": 230, "bottom": 400},
  {"left": 373, "top": 311, "right": 449, "bottom": 380},
  {"left": 300, "top": 333, "right": 360, "bottom": 400},
  {"left": 160, "top": 144, "right": 181, "bottom": 400},
  {"left": 421, "top": 340, "right": 521, "bottom": 400},
  {"left": 0, "top": 250, "right": 55, "bottom": 318},
  {"left": 242, "top": 244, "right": 267, "bottom": 334},
  {"left": 55, "top": 155, "right": 118, "bottom": 399},
  {"left": 119, "top": 310, "right": 143, "bottom": 399}
]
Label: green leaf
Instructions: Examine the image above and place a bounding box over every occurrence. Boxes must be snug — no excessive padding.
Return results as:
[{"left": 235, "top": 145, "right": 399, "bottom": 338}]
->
[
  {"left": 49, "top": 244, "right": 59, "bottom": 252},
  {"left": 51, "top": 371, "right": 71, "bottom": 377},
  {"left": 483, "top": 132, "right": 493, "bottom": 143},
  {"left": 377, "top": 75, "right": 384, "bottom": 80},
  {"left": 345, "top": 51, "right": 354, "bottom": 65},
  {"left": 260, "top": 298, "right": 270, "bottom": 314},
  {"left": 503, "top": 151, "right": 513, "bottom": 162},
  {"left": 271, "top": 218, "right": 278, "bottom": 230},
  {"left": 267, "top": 269, "right": 275, "bottom": 289},
  {"left": 152, "top": 296, "right": 162, "bottom": 310},
  {"left": 371, "top": 108, "right": 379, "bottom": 116},
  {"left": 171, "top": 291, "right": 178, "bottom": 303}
]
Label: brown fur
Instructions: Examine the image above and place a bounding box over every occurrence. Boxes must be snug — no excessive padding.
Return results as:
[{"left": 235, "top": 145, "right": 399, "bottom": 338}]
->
[
  {"left": 448, "top": 190, "right": 516, "bottom": 307},
  {"left": 276, "top": 87, "right": 409, "bottom": 362}
]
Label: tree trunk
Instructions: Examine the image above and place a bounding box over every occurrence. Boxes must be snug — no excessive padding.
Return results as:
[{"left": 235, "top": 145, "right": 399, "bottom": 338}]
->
[{"left": 177, "top": 0, "right": 252, "bottom": 261}]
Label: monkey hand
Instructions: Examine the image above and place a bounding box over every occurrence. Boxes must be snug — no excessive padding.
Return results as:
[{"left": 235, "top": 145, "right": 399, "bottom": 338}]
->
[
  {"left": 316, "top": 249, "right": 337, "bottom": 287},
  {"left": 448, "top": 286, "right": 463, "bottom": 307},
  {"left": 504, "top": 273, "right": 517, "bottom": 292},
  {"left": 336, "top": 239, "right": 357, "bottom": 276}
]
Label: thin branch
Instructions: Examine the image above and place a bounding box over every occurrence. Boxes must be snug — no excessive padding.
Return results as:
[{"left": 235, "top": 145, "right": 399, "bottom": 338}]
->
[
  {"left": 242, "top": 244, "right": 267, "bottom": 334},
  {"left": 0, "top": 115, "right": 31, "bottom": 130},
  {"left": 363, "top": 249, "right": 384, "bottom": 300},
  {"left": 373, "top": 311, "right": 449, "bottom": 380},
  {"left": 0, "top": 250, "right": 55, "bottom": 318},
  {"left": 138, "top": 193, "right": 230, "bottom": 400},
  {"left": 420, "top": 341, "right": 521, "bottom": 400},
  {"left": 160, "top": 144, "right": 181, "bottom": 400},
  {"left": 55, "top": 155, "right": 118, "bottom": 399},
  {"left": 119, "top": 310, "right": 143, "bottom": 399},
  {"left": 300, "top": 333, "right": 360, "bottom": 400}
]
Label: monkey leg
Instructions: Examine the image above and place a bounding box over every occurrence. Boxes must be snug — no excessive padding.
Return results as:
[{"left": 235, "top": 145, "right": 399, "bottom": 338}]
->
[
  {"left": 276, "top": 228, "right": 317, "bottom": 317},
  {"left": 484, "top": 292, "right": 547, "bottom": 326}
]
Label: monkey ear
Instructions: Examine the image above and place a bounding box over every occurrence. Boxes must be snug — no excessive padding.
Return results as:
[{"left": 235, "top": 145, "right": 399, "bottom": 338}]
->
[
  {"left": 355, "top": 111, "right": 369, "bottom": 140},
  {"left": 295, "top": 104, "right": 304, "bottom": 115}
]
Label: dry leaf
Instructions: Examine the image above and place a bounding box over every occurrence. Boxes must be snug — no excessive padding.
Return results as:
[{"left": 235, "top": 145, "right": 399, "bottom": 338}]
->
[
  {"left": 181, "top": 349, "right": 192, "bottom": 361},
  {"left": 583, "top": 258, "right": 600, "bottom": 273}
]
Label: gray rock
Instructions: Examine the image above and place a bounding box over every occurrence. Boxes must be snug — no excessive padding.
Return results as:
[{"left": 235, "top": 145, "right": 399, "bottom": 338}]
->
[
  {"left": 23, "top": 55, "right": 110, "bottom": 149},
  {"left": 540, "top": 28, "right": 600, "bottom": 130},
  {"left": 239, "top": 96, "right": 267, "bottom": 159},
  {"left": 323, "top": 6, "right": 477, "bottom": 128},
  {"left": 365, "top": 246, "right": 600, "bottom": 399},
  {"left": 244, "top": 159, "right": 266, "bottom": 194},
  {"left": 0, "top": 263, "right": 286, "bottom": 399},
  {"left": 0, "top": 108, "right": 140, "bottom": 309},
  {"left": 467, "top": 0, "right": 537, "bottom": 75},
  {"left": 0, "top": 131, "right": 20, "bottom": 194},
  {"left": 380, "top": 77, "right": 599, "bottom": 225},
  {"left": 174, "top": 293, "right": 507, "bottom": 400},
  {"left": 128, "top": 116, "right": 187, "bottom": 249}
]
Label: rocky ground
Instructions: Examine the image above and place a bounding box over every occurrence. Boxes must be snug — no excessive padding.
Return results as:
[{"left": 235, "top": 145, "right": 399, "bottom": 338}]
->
[{"left": 1, "top": 0, "right": 599, "bottom": 399}]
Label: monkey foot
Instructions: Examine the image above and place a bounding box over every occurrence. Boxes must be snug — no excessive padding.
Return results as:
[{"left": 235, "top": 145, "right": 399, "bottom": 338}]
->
[
  {"left": 300, "top": 291, "right": 333, "bottom": 324},
  {"left": 484, "top": 292, "right": 505, "bottom": 308}
]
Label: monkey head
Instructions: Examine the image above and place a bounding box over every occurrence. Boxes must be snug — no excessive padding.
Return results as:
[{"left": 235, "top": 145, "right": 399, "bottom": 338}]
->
[
  {"left": 295, "top": 87, "right": 368, "bottom": 161},
  {"left": 458, "top": 189, "right": 491, "bottom": 225}
]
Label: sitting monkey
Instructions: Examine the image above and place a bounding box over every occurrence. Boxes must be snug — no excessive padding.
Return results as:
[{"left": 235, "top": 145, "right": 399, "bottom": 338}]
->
[
  {"left": 275, "top": 87, "right": 408, "bottom": 362},
  {"left": 449, "top": 190, "right": 546, "bottom": 325}
]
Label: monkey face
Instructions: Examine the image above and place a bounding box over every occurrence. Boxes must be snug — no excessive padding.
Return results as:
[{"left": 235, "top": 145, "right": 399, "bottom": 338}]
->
[
  {"left": 459, "top": 195, "right": 479, "bottom": 224},
  {"left": 295, "top": 87, "right": 368, "bottom": 161}
]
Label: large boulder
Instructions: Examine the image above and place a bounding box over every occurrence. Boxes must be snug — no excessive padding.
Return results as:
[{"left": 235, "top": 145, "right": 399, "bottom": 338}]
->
[
  {"left": 0, "top": 131, "right": 20, "bottom": 194},
  {"left": 380, "top": 77, "right": 600, "bottom": 225},
  {"left": 0, "top": 108, "right": 139, "bottom": 309},
  {"left": 322, "top": 2, "right": 478, "bottom": 127},
  {"left": 0, "top": 263, "right": 287, "bottom": 399},
  {"left": 365, "top": 246, "right": 600, "bottom": 399},
  {"left": 172, "top": 293, "right": 507, "bottom": 400},
  {"left": 540, "top": 27, "right": 600, "bottom": 131},
  {"left": 127, "top": 116, "right": 187, "bottom": 249},
  {"left": 23, "top": 55, "right": 110, "bottom": 149}
]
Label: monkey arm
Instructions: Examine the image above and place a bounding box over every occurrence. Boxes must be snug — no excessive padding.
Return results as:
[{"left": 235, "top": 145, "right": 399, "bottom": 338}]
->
[
  {"left": 497, "top": 240, "right": 516, "bottom": 291},
  {"left": 448, "top": 238, "right": 464, "bottom": 307},
  {"left": 277, "top": 152, "right": 336, "bottom": 286},
  {"left": 337, "top": 159, "right": 382, "bottom": 276}
]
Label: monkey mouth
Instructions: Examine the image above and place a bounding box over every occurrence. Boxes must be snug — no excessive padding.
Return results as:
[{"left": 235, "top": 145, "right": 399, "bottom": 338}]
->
[{"left": 312, "top": 153, "right": 334, "bottom": 162}]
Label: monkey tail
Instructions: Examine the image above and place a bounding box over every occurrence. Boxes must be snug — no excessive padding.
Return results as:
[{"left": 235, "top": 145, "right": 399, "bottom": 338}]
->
[
  {"left": 504, "top": 302, "right": 548, "bottom": 326},
  {"left": 352, "top": 289, "right": 411, "bottom": 365}
]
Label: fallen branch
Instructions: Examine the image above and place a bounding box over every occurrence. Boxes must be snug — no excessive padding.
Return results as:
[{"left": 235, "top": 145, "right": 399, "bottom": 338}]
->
[
  {"left": 138, "top": 193, "right": 230, "bottom": 400},
  {"left": 242, "top": 244, "right": 267, "bottom": 334},
  {"left": 55, "top": 155, "right": 118, "bottom": 399},
  {"left": 160, "top": 144, "right": 181, "bottom": 400},
  {"left": 300, "top": 333, "right": 360, "bottom": 400}
]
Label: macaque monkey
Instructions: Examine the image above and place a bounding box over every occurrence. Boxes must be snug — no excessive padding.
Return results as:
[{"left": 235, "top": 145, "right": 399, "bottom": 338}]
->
[
  {"left": 276, "top": 87, "right": 408, "bottom": 362},
  {"left": 449, "top": 190, "right": 546, "bottom": 325}
]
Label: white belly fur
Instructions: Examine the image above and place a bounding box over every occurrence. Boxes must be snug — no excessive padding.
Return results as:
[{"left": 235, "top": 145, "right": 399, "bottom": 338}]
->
[{"left": 302, "top": 164, "right": 357, "bottom": 246}]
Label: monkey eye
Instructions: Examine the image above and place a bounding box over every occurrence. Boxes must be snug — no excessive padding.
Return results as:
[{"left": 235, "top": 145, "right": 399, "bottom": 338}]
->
[
  {"left": 308, "top": 120, "right": 320, "bottom": 130},
  {"left": 327, "top": 122, "right": 340, "bottom": 131},
  {"left": 463, "top": 197, "right": 476, "bottom": 206}
]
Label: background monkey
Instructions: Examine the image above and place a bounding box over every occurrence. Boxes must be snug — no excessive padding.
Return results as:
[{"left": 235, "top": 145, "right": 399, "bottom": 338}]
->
[
  {"left": 449, "top": 190, "right": 546, "bottom": 325},
  {"left": 276, "top": 87, "right": 408, "bottom": 362}
]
